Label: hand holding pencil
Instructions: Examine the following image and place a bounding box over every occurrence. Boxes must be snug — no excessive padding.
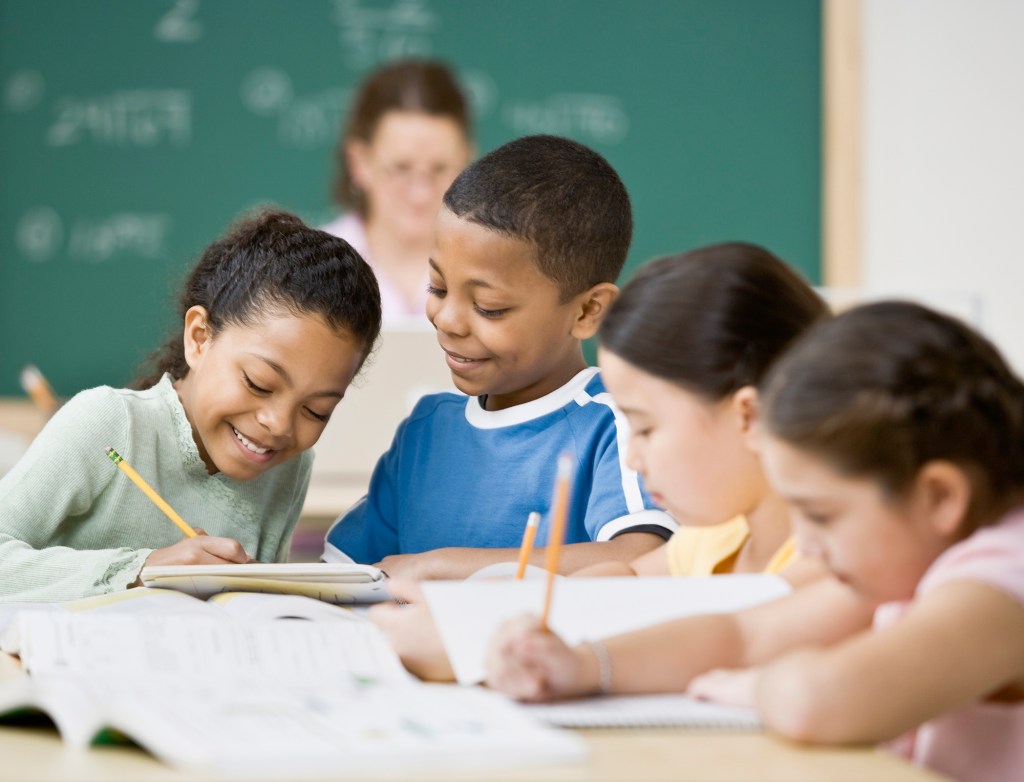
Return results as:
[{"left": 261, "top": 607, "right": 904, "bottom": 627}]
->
[
  {"left": 486, "top": 456, "right": 613, "bottom": 700},
  {"left": 105, "top": 447, "right": 252, "bottom": 567},
  {"left": 106, "top": 447, "right": 198, "bottom": 538}
]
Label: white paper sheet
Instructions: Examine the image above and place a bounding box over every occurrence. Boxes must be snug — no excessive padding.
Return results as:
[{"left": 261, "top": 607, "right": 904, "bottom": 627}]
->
[{"left": 422, "top": 574, "right": 792, "bottom": 685}]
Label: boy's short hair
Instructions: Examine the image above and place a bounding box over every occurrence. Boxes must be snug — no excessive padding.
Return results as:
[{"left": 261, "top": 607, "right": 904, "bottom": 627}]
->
[{"left": 443, "top": 134, "right": 632, "bottom": 300}]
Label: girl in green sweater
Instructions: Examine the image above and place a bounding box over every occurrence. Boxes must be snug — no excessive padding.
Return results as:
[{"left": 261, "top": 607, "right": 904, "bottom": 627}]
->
[{"left": 0, "top": 209, "right": 381, "bottom": 601}]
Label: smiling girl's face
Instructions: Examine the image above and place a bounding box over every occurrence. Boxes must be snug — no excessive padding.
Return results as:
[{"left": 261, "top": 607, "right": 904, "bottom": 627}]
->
[
  {"left": 598, "top": 347, "right": 769, "bottom": 526},
  {"left": 174, "top": 307, "right": 364, "bottom": 480}
]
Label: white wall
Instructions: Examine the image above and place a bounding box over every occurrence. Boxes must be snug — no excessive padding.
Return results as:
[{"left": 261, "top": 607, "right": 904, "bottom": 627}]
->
[{"left": 861, "top": 0, "right": 1024, "bottom": 370}]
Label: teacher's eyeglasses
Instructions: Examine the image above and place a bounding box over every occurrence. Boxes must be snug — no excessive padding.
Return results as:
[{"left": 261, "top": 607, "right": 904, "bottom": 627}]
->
[{"left": 378, "top": 160, "right": 459, "bottom": 189}]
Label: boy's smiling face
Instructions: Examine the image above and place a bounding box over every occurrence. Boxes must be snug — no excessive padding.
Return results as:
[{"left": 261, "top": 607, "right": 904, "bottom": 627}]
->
[{"left": 427, "top": 207, "right": 600, "bottom": 410}]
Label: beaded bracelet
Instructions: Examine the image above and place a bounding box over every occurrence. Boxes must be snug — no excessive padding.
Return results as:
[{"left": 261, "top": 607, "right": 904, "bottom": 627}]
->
[{"left": 582, "top": 639, "right": 613, "bottom": 694}]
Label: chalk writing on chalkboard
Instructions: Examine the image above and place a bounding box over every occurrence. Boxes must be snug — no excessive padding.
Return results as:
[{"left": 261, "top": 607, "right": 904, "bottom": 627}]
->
[
  {"left": 15, "top": 208, "right": 63, "bottom": 262},
  {"left": 277, "top": 90, "right": 349, "bottom": 148},
  {"left": 240, "top": 68, "right": 295, "bottom": 117},
  {"left": 16, "top": 208, "right": 173, "bottom": 264},
  {"left": 459, "top": 70, "right": 498, "bottom": 119},
  {"left": 0, "top": 0, "right": 823, "bottom": 398},
  {"left": 3, "top": 69, "right": 46, "bottom": 113},
  {"left": 45, "top": 90, "right": 192, "bottom": 147},
  {"left": 332, "top": 0, "right": 437, "bottom": 69},
  {"left": 241, "top": 67, "right": 349, "bottom": 148},
  {"left": 504, "top": 94, "right": 629, "bottom": 145},
  {"left": 154, "top": 0, "right": 203, "bottom": 44}
]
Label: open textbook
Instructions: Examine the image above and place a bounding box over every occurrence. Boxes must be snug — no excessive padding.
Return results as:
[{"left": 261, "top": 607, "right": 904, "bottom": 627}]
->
[
  {"left": 422, "top": 574, "right": 792, "bottom": 686},
  {"left": 139, "top": 562, "right": 391, "bottom": 603},
  {"left": 0, "top": 586, "right": 361, "bottom": 641},
  {"left": 0, "top": 610, "right": 585, "bottom": 778}
]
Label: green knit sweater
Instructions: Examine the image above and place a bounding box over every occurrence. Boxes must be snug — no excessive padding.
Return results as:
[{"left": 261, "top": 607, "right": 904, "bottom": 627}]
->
[{"left": 0, "top": 374, "right": 311, "bottom": 601}]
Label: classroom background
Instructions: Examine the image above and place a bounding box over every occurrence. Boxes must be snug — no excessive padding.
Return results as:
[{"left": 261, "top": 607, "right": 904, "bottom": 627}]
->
[
  {"left": 1, "top": 0, "right": 1021, "bottom": 410},
  {"left": 0, "top": 0, "right": 823, "bottom": 397}
]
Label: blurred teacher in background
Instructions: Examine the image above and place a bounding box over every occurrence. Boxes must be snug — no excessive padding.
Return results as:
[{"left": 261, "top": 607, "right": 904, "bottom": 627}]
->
[{"left": 322, "top": 59, "right": 474, "bottom": 322}]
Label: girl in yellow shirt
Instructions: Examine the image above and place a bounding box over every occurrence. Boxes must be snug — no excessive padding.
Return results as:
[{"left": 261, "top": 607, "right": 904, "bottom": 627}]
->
[
  {"left": 575, "top": 243, "right": 822, "bottom": 582},
  {"left": 485, "top": 245, "right": 879, "bottom": 702}
]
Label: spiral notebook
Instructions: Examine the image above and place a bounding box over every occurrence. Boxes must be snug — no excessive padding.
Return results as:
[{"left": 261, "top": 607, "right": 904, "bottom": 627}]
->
[{"left": 521, "top": 693, "right": 760, "bottom": 730}]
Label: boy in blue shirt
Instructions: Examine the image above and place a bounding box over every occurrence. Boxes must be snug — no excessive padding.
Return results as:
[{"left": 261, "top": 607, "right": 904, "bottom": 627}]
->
[{"left": 324, "top": 135, "right": 675, "bottom": 579}]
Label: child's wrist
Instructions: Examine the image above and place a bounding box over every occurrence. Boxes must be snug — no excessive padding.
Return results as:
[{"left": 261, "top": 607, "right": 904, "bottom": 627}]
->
[{"left": 578, "top": 639, "right": 613, "bottom": 695}]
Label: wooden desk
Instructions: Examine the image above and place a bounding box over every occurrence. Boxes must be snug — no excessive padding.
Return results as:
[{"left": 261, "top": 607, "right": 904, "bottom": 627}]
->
[
  {"left": 0, "top": 718, "right": 949, "bottom": 781},
  {"left": 0, "top": 655, "right": 946, "bottom": 782}
]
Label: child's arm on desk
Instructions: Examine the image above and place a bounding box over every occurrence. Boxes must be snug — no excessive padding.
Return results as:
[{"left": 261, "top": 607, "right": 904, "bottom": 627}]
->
[
  {"left": 376, "top": 531, "right": 665, "bottom": 581},
  {"left": 487, "top": 577, "right": 875, "bottom": 700},
  {"left": 570, "top": 541, "right": 669, "bottom": 577},
  {"left": 369, "top": 579, "right": 455, "bottom": 681},
  {"left": 748, "top": 579, "right": 1024, "bottom": 744}
]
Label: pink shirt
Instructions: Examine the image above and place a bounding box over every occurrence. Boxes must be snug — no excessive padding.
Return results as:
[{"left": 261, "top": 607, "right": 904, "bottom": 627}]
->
[
  {"left": 874, "top": 508, "right": 1024, "bottom": 782},
  {"left": 320, "top": 213, "right": 429, "bottom": 322}
]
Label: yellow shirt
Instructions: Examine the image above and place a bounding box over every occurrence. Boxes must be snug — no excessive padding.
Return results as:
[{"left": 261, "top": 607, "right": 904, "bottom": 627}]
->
[{"left": 665, "top": 515, "right": 797, "bottom": 577}]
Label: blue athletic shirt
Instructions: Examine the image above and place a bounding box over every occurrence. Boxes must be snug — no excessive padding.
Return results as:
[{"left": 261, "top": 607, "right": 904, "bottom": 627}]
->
[{"left": 323, "top": 367, "right": 676, "bottom": 565}]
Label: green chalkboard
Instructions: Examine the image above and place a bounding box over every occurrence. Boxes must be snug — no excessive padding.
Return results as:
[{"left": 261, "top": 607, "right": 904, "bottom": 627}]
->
[{"left": 0, "top": 0, "right": 821, "bottom": 396}]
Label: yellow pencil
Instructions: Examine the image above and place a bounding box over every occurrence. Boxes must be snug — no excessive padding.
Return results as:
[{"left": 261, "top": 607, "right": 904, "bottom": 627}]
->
[
  {"left": 539, "top": 454, "right": 573, "bottom": 631},
  {"left": 515, "top": 511, "right": 541, "bottom": 580},
  {"left": 20, "top": 364, "right": 60, "bottom": 417},
  {"left": 105, "top": 447, "right": 198, "bottom": 538}
]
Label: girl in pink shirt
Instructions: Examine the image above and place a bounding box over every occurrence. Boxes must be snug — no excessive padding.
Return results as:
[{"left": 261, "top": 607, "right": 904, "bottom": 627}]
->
[
  {"left": 490, "top": 299, "right": 1024, "bottom": 781},
  {"left": 688, "top": 301, "right": 1024, "bottom": 782}
]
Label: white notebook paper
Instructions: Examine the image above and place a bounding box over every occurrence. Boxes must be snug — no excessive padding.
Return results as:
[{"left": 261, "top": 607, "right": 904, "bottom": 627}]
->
[
  {"left": 422, "top": 574, "right": 792, "bottom": 685},
  {"left": 521, "top": 693, "right": 760, "bottom": 730}
]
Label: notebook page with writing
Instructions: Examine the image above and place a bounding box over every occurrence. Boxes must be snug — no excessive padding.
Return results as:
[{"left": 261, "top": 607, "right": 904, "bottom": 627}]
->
[
  {"left": 88, "top": 677, "right": 586, "bottom": 777},
  {"left": 0, "top": 591, "right": 245, "bottom": 663},
  {"left": 0, "top": 588, "right": 355, "bottom": 647},
  {"left": 0, "top": 588, "right": 220, "bottom": 647},
  {"left": 10, "top": 611, "right": 411, "bottom": 687},
  {"left": 422, "top": 575, "right": 792, "bottom": 685},
  {"left": 1, "top": 611, "right": 586, "bottom": 776}
]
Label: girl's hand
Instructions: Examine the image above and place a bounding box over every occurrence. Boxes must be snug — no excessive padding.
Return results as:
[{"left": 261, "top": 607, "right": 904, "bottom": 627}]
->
[
  {"left": 368, "top": 579, "right": 454, "bottom": 681},
  {"left": 687, "top": 667, "right": 760, "bottom": 708},
  {"left": 143, "top": 527, "right": 252, "bottom": 567},
  {"left": 485, "top": 614, "right": 599, "bottom": 702}
]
